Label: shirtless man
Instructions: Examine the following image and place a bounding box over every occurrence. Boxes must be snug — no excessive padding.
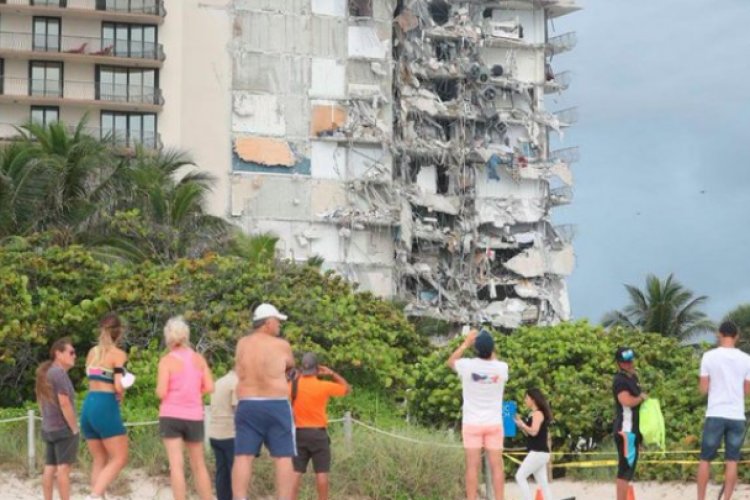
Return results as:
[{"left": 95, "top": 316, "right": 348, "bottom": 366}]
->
[{"left": 232, "top": 303, "right": 295, "bottom": 500}]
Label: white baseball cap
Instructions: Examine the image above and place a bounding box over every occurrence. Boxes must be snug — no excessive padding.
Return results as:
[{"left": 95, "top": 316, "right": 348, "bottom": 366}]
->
[{"left": 253, "top": 303, "right": 288, "bottom": 322}]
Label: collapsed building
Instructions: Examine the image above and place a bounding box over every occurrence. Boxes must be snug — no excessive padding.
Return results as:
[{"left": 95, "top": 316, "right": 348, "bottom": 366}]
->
[{"left": 225, "top": 0, "right": 580, "bottom": 329}]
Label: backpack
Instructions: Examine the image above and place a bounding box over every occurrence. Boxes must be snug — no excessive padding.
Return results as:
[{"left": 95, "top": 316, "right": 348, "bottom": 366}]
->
[{"left": 639, "top": 398, "right": 665, "bottom": 450}]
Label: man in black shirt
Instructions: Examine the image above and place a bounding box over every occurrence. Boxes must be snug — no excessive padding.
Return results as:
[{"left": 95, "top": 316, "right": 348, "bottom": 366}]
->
[{"left": 612, "top": 347, "right": 647, "bottom": 500}]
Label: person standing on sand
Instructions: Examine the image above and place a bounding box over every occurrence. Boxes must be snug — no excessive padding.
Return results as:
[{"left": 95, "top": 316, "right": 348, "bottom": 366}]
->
[
  {"left": 289, "top": 352, "right": 351, "bottom": 500},
  {"left": 232, "top": 303, "right": 296, "bottom": 500},
  {"left": 209, "top": 368, "right": 239, "bottom": 500},
  {"left": 81, "top": 313, "right": 130, "bottom": 500},
  {"left": 156, "top": 316, "right": 214, "bottom": 500},
  {"left": 697, "top": 321, "right": 750, "bottom": 500},
  {"left": 36, "top": 337, "right": 79, "bottom": 500},
  {"left": 612, "top": 346, "right": 647, "bottom": 500},
  {"left": 448, "top": 329, "right": 508, "bottom": 500},
  {"left": 514, "top": 388, "right": 554, "bottom": 500}
]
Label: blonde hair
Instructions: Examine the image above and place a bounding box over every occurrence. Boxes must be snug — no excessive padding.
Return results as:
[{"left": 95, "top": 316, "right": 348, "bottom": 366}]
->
[{"left": 164, "top": 316, "right": 190, "bottom": 349}]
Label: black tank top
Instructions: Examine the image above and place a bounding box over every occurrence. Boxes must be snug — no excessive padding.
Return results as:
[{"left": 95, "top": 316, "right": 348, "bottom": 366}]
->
[{"left": 523, "top": 413, "right": 550, "bottom": 452}]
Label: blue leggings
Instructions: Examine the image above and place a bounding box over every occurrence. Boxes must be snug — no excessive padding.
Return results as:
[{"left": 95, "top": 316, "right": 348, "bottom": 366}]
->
[{"left": 80, "top": 392, "right": 126, "bottom": 440}]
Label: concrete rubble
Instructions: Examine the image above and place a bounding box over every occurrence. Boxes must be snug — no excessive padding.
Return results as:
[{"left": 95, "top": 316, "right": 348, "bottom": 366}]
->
[{"left": 227, "top": 0, "right": 580, "bottom": 329}]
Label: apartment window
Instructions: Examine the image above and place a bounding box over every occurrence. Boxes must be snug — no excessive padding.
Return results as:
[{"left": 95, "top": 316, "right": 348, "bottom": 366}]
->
[
  {"left": 31, "top": 106, "right": 60, "bottom": 126},
  {"left": 101, "top": 111, "right": 156, "bottom": 148},
  {"left": 30, "top": 1, "right": 68, "bottom": 6},
  {"left": 349, "top": 0, "right": 373, "bottom": 17},
  {"left": 102, "top": 22, "right": 157, "bottom": 59},
  {"left": 33, "top": 17, "right": 61, "bottom": 52},
  {"left": 96, "top": 66, "right": 157, "bottom": 104},
  {"left": 97, "top": 0, "right": 159, "bottom": 15},
  {"left": 29, "top": 61, "right": 63, "bottom": 97}
]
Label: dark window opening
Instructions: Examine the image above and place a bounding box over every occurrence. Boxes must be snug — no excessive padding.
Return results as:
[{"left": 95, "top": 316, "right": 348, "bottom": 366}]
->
[
  {"left": 477, "top": 284, "right": 515, "bottom": 302},
  {"left": 101, "top": 110, "right": 157, "bottom": 148},
  {"left": 31, "top": 0, "right": 68, "bottom": 6},
  {"left": 349, "top": 0, "right": 372, "bottom": 17},
  {"left": 434, "top": 41, "right": 453, "bottom": 62},
  {"left": 30, "top": 106, "right": 60, "bottom": 126},
  {"left": 0, "top": 59, "right": 4, "bottom": 95},
  {"left": 96, "top": 65, "right": 159, "bottom": 104},
  {"left": 428, "top": 0, "right": 451, "bottom": 26},
  {"left": 33, "top": 17, "right": 61, "bottom": 52},
  {"left": 102, "top": 22, "right": 158, "bottom": 59},
  {"left": 29, "top": 61, "right": 63, "bottom": 97},
  {"left": 434, "top": 79, "right": 458, "bottom": 102},
  {"left": 436, "top": 166, "right": 450, "bottom": 194}
]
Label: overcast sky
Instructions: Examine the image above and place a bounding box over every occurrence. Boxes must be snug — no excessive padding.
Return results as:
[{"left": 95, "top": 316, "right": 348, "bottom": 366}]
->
[{"left": 549, "top": 0, "right": 750, "bottom": 323}]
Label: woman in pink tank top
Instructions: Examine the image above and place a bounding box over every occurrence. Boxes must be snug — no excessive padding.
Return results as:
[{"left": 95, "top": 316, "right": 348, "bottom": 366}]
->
[{"left": 156, "top": 317, "right": 214, "bottom": 500}]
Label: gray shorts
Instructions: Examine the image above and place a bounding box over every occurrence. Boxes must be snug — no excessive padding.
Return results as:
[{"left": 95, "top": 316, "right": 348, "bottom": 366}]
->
[
  {"left": 159, "top": 417, "right": 204, "bottom": 442},
  {"left": 42, "top": 428, "right": 79, "bottom": 466}
]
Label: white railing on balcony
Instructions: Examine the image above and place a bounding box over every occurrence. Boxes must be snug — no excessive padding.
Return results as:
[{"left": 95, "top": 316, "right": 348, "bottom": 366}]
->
[
  {"left": 0, "top": 121, "right": 160, "bottom": 149},
  {"left": 0, "top": 0, "right": 165, "bottom": 16},
  {"left": 0, "top": 31, "right": 164, "bottom": 61},
  {"left": 553, "top": 107, "right": 578, "bottom": 126},
  {"left": 549, "top": 186, "right": 573, "bottom": 206},
  {"left": 546, "top": 32, "right": 577, "bottom": 56},
  {"left": 546, "top": 70, "right": 571, "bottom": 91},
  {"left": 549, "top": 146, "right": 580, "bottom": 164},
  {"left": 0, "top": 76, "right": 164, "bottom": 105}
]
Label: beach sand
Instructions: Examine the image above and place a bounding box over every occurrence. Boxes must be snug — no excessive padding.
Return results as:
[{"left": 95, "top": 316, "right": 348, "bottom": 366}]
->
[{"left": 2, "top": 469, "right": 749, "bottom": 499}]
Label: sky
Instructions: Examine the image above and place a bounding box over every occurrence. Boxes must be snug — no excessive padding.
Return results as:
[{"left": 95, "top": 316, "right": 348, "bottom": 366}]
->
[{"left": 548, "top": 0, "right": 750, "bottom": 323}]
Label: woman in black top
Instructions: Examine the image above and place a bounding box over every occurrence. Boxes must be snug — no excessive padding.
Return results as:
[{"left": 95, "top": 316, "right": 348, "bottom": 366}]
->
[{"left": 514, "top": 388, "right": 554, "bottom": 500}]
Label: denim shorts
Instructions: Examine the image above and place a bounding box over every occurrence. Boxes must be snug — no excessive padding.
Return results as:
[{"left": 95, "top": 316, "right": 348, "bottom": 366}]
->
[
  {"left": 700, "top": 417, "right": 746, "bottom": 461},
  {"left": 234, "top": 399, "right": 296, "bottom": 458}
]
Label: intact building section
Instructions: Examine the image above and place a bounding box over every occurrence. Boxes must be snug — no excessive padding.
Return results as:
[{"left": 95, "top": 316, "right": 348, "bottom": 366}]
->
[
  {"left": 228, "top": 0, "right": 397, "bottom": 297},
  {"left": 393, "top": 0, "right": 579, "bottom": 328}
]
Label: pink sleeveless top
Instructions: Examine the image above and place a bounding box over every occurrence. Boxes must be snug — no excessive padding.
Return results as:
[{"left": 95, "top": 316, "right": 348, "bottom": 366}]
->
[{"left": 159, "top": 348, "right": 204, "bottom": 421}]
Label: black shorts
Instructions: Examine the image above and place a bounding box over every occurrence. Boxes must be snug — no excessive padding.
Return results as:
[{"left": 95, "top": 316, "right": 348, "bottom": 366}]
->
[
  {"left": 42, "top": 428, "right": 79, "bottom": 466},
  {"left": 293, "top": 428, "right": 331, "bottom": 474},
  {"left": 614, "top": 432, "right": 640, "bottom": 481},
  {"left": 159, "top": 417, "right": 204, "bottom": 442}
]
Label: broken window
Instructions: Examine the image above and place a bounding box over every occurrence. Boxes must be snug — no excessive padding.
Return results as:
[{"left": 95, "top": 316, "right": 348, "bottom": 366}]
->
[
  {"left": 436, "top": 166, "right": 451, "bottom": 194},
  {"left": 349, "top": 0, "right": 372, "bottom": 17},
  {"left": 434, "top": 79, "right": 458, "bottom": 102}
]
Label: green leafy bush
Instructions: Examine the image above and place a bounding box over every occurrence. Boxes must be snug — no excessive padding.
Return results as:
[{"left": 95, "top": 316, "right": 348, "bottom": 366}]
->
[
  {"left": 408, "top": 321, "right": 712, "bottom": 480},
  {"left": 0, "top": 238, "right": 427, "bottom": 406}
]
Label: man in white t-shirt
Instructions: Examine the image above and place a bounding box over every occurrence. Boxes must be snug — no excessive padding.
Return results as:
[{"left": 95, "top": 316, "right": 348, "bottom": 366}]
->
[
  {"left": 448, "top": 329, "right": 508, "bottom": 500},
  {"left": 697, "top": 321, "right": 750, "bottom": 500}
]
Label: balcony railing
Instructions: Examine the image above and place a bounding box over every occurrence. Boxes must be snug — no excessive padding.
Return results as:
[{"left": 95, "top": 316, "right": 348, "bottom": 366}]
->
[
  {"left": 546, "top": 32, "right": 577, "bottom": 56},
  {"left": 0, "top": 121, "right": 161, "bottom": 149},
  {"left": 549, "top": 146, "right": 580, "bottom": 164},
  {"left": 549, "top": 186, "right": 573, "bottom": 206},
  {"left": 0, "top": 0, "right": 165, "bottom": 16},
  {"left": 553, "top": 107, "right": 578, "bottom": 126},
  {"left": 0, "top": 31, "right": 164, "bottom": 61},
  {"left": 0, "top": 76, "right": 164, "bottom": 106}
]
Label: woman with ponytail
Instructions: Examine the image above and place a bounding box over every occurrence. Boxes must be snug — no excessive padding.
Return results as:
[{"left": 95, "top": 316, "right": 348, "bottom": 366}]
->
[
  {"left": 36, "top": 337, "right": 79, "bottom": 500},
  {"left": 514, "top": 388, "right": 555, "bottom": 500},
  {"left": 80, "top": 313, "right": 129, "bottom": 500}
]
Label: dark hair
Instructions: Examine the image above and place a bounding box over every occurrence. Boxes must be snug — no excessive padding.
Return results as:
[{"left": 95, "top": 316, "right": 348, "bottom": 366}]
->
[
  {"left": 35, "top": 337, "right": 72, "bottom": 404},
  {"left": 526, "top": 388, "right": 552, "bottom": 423},
  {"left": 99, "top": 313, "right": 123, "bottom": 344},
  {"left": 252, "top": 318, "right": 269, "bottom": 330},
  {"left": 719, "top": 321, "right": 739, "bottom": 337}
]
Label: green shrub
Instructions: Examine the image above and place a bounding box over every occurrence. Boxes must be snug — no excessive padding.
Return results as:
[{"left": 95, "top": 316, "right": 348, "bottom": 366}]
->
[{"left": 408, "top": 321, "right": 713, "bottom": 480}]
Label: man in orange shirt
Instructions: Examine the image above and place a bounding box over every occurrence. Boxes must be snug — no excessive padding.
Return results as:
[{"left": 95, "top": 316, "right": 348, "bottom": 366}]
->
[{"left": 290, "top": 353, "right": 351, "bottom": 500}]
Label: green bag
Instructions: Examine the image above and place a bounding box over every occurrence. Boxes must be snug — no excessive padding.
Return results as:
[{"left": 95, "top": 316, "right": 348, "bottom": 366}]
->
[{"left": 639, "top": 398, "right": 665, "bottom": 450}]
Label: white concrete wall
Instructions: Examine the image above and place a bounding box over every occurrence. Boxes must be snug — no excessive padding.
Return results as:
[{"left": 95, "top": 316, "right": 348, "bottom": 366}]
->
[{"left": 160, "top": 0, "right": 232, "bottom": 216}]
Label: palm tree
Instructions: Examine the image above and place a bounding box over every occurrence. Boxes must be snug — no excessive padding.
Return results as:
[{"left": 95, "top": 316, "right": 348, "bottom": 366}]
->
[
  {"left": 602, "top": 273, "right": 714, "bottom": 340},
  {"left": 0, "top": 141, "right": 49, "bottom": 238},
  {"left": 11, "top": 119, "right": 120, "bottom": 242},
  {"left": 100, "top": 148, "right": 231, "bottom": 262}
]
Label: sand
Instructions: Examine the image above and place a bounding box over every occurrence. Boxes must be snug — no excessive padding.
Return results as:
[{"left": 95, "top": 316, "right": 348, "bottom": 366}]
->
[{"left": 2, "top": 470, "right": 749, "bottom": 499}]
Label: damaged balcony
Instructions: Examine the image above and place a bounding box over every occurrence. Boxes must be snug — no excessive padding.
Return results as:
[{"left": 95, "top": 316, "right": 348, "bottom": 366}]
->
[
  {"left": 549, "top": 185, "right": 573, "bottom": 206},
  {"left": 545, "top": 31, "right": 577, "bottom": 56},
  {"left": 544, "top": 69, "right": 571, "bottom": 93}
]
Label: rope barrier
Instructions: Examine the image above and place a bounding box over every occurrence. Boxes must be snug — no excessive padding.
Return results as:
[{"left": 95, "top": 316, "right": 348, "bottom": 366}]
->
[
  {"left": 3, "top": 413, "right": 748, "bottom": 470},
  {"left": 0, "top": 416, "right": 30, "bottom": 424}
]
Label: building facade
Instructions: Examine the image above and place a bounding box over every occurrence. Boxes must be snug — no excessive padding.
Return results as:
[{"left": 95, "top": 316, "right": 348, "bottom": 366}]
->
[{"left": 0, "top": 0, "right": 579, "bottom": 328}]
